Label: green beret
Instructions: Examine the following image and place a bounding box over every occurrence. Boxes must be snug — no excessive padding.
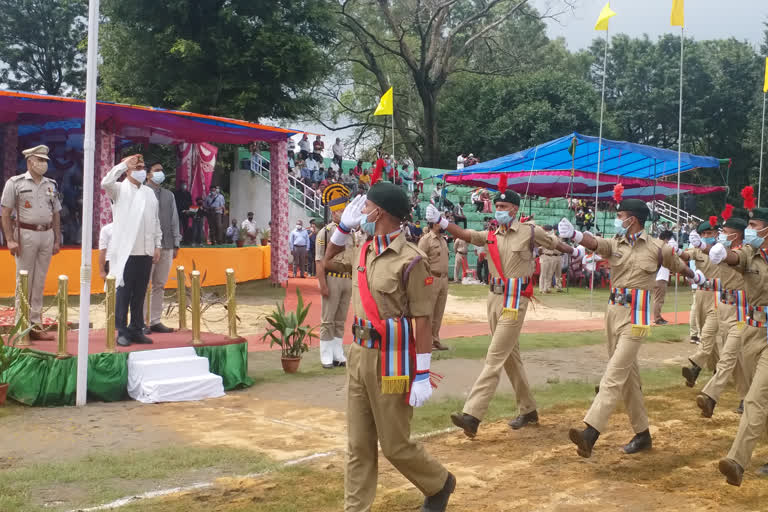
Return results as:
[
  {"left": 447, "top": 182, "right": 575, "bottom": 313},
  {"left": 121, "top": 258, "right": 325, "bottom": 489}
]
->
[
  {"left": 367, "top": 182, "right": 411, "bottom": 220},
  {"left": 697, "top": 221, "right": 720, "bottom": 233},
  {"left": 723, "top": 217, "right": 747, "bottom": 231},
  {"left": 493, "top": 189, "right": 520, "bottom": 205},
  {"left": 749, "top": 208, "right": 768, "bottom": 223},
  {"left": 617, "top": 199, "right": 650, "bottom": 221}
]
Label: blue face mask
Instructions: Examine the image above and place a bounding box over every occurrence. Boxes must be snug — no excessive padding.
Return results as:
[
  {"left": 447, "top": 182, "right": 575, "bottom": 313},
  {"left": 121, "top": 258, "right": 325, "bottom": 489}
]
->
[
  {"left": 151, "top": 171, "right": 165, "bottom": 184},
  {"left": 360, "top": 209, "right": 378, "bottom": 236},
  {"left": 717, "top": 233, "right": 732, "bottom": 248},
  {"left": 495, "top": 210, "right": 515, "bottom": 225},
  {"left": 701, "top": 236, "right": 716, "bottom": 246},
  {"left": 614, "top": 217, "right": 629, "bottom": 236},
  {"left": 744, "top": 228, "right": 765, "bottom": 249}
]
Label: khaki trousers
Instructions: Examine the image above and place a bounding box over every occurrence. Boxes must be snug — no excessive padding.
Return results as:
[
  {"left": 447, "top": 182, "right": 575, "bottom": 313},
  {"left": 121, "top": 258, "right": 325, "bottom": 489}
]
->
[
  {"left": 149, "top": 249, "right": 174, "bottom": 326},
  {"left": 454, "top": 253, "right": 467, "bottom": 282},
  {"left": 320, "top": 275, "right": 352, "bottom": 340},
  {"left": 727, "top": 326, "right": 768, "bottom": 469},
  {"left": 539, "top": 255, "right": 560, "bottom": 293},
  {"left": 584, "top": 304, "right": 649, "bottom": 434},
  {"left": 430, "top": 276, "right": 448, "bottom": 345},
  {"left": 736, "top": 325, "right": 765, "bottom": 393},
  {"left": 690, "top": 290, "right": 699, "bottom": 338},
  {"left": 345, "top": 343, "right": 447, "bottom": 511},
  {"left": 652, "top": 280, "right": 667, "bottom": 322},
  {"left": 701, "top": 303, "right": 746, "bottom": 402},
  {"left": 14, "top": 229, "right": 54, "bottom": 324},
  {"left": 463, "top": 294, "right": 536, "bottom": 420},
  {"left": 689, "top": 290, "right": 720, "bottom": 370}
]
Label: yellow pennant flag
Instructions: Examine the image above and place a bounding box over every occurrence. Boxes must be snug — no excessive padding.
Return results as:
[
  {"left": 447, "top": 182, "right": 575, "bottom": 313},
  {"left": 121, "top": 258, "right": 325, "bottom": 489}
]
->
[
  {"left": 594, "top": 2, "right": 616, "bottom": 31},
  {"left": 374, "top": 87, "right": 393, "bottom": 116},
  {"left": 671, "top": 0, "right": 684, "bottom": 27},
  {"left": 763, "top": 57, "right": 768, "bottom": 93}
]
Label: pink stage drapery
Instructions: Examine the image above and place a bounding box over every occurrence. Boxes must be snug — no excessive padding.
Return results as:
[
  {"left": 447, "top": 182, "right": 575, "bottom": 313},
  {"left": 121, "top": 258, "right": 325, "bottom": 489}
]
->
[
  {"left": 93, "top": 127, "right": 116, "bottom": 245},
  {"left": 177, "top": 143, "right": 218, "bottom": 202},
  {"left": 269, "top": 140, "right": 289, "bottom": 285},
  {"left": 2, "top": 123, "right": 18, "bottom": 181}
]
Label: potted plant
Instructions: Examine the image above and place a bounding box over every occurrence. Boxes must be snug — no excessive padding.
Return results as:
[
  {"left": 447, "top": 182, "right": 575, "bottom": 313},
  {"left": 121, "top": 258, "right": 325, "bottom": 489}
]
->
[
  {"left": 0, "top": 319, "right": 33, "bottom": 405},
  {"left": 236, "top": 226, "right": 247, "bottom": 247},
  {"left": 261, "top": 228, "right": 270, "bottom": 246},
  {"left": 261, "top": 289, "right": 317, "bottom": 373}
]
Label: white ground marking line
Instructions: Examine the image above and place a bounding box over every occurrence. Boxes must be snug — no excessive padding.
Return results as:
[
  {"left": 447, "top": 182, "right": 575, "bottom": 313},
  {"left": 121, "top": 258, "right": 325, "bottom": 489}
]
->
[{"left": 265, "top": 416, "right": 343, "bottom": 435}]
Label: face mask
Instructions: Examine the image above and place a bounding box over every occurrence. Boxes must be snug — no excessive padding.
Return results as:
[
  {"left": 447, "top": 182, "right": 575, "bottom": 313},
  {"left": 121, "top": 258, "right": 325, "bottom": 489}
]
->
[
  {"left": 494, "top": 210, "right": 515, "bottom": 225},
  {"left": 296, "top": 224, "right": 302, "bottom": 230},
  {"left": 181, "top": 183, "right": 187, "bottom": 190},
  {"left": 744, "top": 228, "right": 765, "bottom": 249},
  {"left": 31, "top": 160, "right": 48, "bottom": 175},
  {"left": 131, "top": 169, "right": 147, "bottom": 183},
  {"left": 614, "top": 217, "right": 630, "bottom": 236},
  {"left": 151, "top": 171, "right": 165, "bottom": 184},
  {"left": 360, "top": 209, "right": 379, "bottom": 236},
  {"left": 700, "top": 236, "right": 716, "bottom": 245},
  {"left": 717, "top": 233, "right": 732, "bottom": 248}
]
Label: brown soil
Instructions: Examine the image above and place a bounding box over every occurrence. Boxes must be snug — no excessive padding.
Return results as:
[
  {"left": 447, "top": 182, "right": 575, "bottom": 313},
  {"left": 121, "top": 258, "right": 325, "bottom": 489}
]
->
[{"left": 442, "top": 294, "right": 604, "bottom": 324}]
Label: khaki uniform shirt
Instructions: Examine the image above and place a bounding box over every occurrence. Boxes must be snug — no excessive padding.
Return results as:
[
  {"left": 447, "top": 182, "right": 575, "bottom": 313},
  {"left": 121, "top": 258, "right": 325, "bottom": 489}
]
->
[
  {"left": 1, "top": 172, "right": 62, "bottom": 224},
  {"left": 684, "top": 248, "right": 721, "bottom": 284},
  {"left": 315, "top": 222, "right": 355, "bottom": 271},
  {"left": 717, "top": 245, "right": 745, "bottom": 291},
  {"left": 735, "top": 246, "right": 768, "bottom": 307},
  {"left": 352, "top": 234, "right": 433, "bottom": 322},
  {"left": 418, "top": 231, "right": 449, "bottom": 276},
  {"left": 595, "top": 232, "right": 686, "bottom": 290},
  {"left": 454, "top": 238, "right": 468, "bottom": 255},
  {"left": 467, "top": 221, "right": 558, "bottom": 279}
]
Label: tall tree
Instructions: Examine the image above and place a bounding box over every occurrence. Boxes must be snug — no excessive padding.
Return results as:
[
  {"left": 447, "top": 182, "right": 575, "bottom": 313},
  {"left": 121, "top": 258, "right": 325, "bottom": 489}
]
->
[
  {"left": 99, "top": 0, "right": 335, "bottom": 121},
  {"left": 0, "top": 0, "right": 87, "bottom": 95}
]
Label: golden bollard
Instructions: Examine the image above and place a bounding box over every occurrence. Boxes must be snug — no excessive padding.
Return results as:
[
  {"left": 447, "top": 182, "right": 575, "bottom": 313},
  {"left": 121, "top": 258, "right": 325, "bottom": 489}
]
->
[
  {"left": 226, "top": 268, "right": 237, "bottom": 338},
  {"left": 17, "top": 270, "right": 31, "bottom": 346},
  {"left": 176, "top": 266, "right": 187, "bottom": 330},
  {"left": 56, "top": 275, "right": 71, "bottom": 359},
  {"left": 191, "top": 270, "right": 201, "bottom": 345},
  {"left": 105, "top": 275, "right": 117, "bottom": 353}
]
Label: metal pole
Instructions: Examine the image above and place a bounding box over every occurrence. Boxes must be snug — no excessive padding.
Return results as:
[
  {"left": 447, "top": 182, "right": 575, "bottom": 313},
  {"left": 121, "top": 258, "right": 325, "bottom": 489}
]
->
[
  {"left": 105, "top": 275, "right": 116, "bottom": 353},
  {"left": 56, "top": 276, "right": 70, "bottom": 359},
  {"left": 391, "top": 113, "right": 395, "bottom": 163},
  {"left": 176, "top": 266, "right": 187, "bottom": 330},
  {"left": 17, "top": 270, "right": 30, "bottom": 346},
  {"left": 226, "top": 268, "right": 237, "bottom": 338},
  {"left": 759, "top": 93, "right": 766, "bottom": 207},
  {"left": 191, "top": 270, "right": 201, "bottom": 345},
  {"left": 76, "top": 0, "right": 101, "bottom": 407},
  {"left": 674, "top": 27, "right": 685, "bottom": 325}
]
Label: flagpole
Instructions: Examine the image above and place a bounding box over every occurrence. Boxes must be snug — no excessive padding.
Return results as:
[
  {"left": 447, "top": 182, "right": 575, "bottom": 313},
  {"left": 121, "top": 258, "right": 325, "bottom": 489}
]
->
[
  {"left": 674, "top": 27, "right": 685, "bottom": 325},
  {"left": 76, "top": 0, "right": 100, "bottom": 406},
  {"left": 391, "top": 113, "right": 395, "bottom": 163},
  {"left": 759, "top": 92, "right": 766, "bottom": 207}
]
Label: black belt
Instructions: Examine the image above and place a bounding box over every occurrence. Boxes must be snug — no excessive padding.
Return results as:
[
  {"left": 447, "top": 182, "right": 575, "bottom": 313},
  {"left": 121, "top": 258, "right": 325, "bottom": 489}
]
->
[{"left": 352, "top": 324, "right": 381, "bottom": 344}]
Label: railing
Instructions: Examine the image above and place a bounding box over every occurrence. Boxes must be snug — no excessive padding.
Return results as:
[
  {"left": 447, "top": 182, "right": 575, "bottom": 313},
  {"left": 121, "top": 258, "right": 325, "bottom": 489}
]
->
[
  {"left": 651, "top": 199, "right": 702, "bottom": 226},
  {"left": 244, "top": 154, "right": 322, "bottom": 216}
]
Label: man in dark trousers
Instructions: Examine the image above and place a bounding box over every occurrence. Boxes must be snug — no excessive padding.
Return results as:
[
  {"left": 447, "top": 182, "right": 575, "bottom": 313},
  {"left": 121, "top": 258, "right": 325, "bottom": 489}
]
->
[{"left": 174, "top": 181, "right": 192, "bottom": 238}]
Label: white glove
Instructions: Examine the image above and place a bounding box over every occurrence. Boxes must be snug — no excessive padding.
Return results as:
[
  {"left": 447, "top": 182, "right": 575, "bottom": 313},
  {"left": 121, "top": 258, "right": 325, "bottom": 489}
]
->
[
  {"left": 409, "top": 353, "right": 433, "bottom": 408},
  {"left": 571, "top": 245, "right": 585, "bottom": 260},
  {"left": 558, "top": 218, "right": 583, "bottom": 244},
  {"left": 709, "top": 242, "right": 727, "bottom": 264},
  {"left": 688, "top": 231, "right": 704, "bottom": 249},
  {"left": 331, "top": 195, "right": 367, "bottom": 245},
  {"left": 688, "top": 269, "right": 707, "bottom": 286},
  {"left": 667, "top": 237, "right": 683, "bottom": 256}
]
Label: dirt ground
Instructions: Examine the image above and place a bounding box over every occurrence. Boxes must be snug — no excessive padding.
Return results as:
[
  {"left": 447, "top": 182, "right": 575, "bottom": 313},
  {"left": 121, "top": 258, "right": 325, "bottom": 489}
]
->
[{"left": 442, "top": 294, "right": 604, "bottom": 324}]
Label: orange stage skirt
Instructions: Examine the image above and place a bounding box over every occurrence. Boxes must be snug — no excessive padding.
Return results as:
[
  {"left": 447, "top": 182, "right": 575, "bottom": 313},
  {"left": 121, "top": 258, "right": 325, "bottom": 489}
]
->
[{"left": 0, "top": 245, "right": 271, "bottom": 297}]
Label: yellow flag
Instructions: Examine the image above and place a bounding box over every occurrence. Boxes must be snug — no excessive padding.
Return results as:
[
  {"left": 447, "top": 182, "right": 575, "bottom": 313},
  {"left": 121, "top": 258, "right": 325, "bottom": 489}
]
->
[
  {"left": 374, "top": 87, "right": 393, "bottom": 116},
  {"left": 594, "top": 2, "right": 616, "bottom": 31},
  {"left": 763, "top": 57, "right": 768, "bottom": 93},
  {"left": 671, "top": 0, "right": 684, "bottom": 27}
]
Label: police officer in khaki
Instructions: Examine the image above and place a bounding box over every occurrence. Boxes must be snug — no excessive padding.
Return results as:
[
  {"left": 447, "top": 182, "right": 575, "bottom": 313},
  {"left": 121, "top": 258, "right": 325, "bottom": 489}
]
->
[
  {"left": 708, "top": 206, "right": 768, "bottom": 486},
  {"left": 316, "top": 184, "right": 354, "bottom": 369},
  {"left": 453, "top": 236, "right": 468, "bottom": 283},
  {"left": 324, "top": 183, "right": 455, "bottom": 512},
  {"left": 559, "top": 198, "right": 702, "bottom": 457},
  {"left": 426, "top": 187, "right": 582, "bottom": 437},
  {"left": 418, "top": 221, "right": 449, "bottom": 351},
  {"left": 539, "top": 225, "right": 563, "bottom": 293},
  {"left": 1, "top": 145, "right": 61, "bottom": 340}
]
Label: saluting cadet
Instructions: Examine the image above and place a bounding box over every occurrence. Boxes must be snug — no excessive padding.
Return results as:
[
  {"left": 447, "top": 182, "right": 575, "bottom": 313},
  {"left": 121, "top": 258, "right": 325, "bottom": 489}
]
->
[
  {"left": 324, "top": 183, "right": 455, "bottom": 512},
  {"left": 558, "top": 193, "right": 703, "bottom": 458}
]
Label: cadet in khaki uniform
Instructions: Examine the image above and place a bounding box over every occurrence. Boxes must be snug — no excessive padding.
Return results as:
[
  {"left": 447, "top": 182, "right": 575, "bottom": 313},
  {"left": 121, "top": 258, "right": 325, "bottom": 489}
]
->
[
  {"left": 426, "top": 188, "right": 583, "bottom": 437},
  {"left": 316, "top": 184, "right": 354, "bottom": 369},
  {"left": 0, "top": 145, "right": 61, "bottom": 340},
  {"left": 453, "top": 236, "right": 468, "bottom": 283},
  {"left": 559, "top": 198, "right": 701, "bottom": 457},
  {"left": 418, "top": 223, "right": 450, "bottom": 351},
  {"left": 680, "top": 220, "right": 722, "bottom": 387},
  {"left": 324, "top": 183, "right": 455, "bottom": 512},
  {"left": 708, "top": 206, "right": 768, "bottom": 486},
  {"left": 539, "top": 225, "right": 563, "bottom": 293}
]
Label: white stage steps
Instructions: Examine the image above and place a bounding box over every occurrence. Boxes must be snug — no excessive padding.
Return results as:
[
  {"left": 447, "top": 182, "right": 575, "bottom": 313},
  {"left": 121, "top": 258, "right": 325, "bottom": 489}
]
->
[{"left": 127, "top": 347, "right": 225, "bottom": 404}]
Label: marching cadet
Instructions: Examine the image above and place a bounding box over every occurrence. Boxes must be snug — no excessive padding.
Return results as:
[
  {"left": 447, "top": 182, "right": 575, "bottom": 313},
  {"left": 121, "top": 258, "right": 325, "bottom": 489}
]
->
[
  {"left": 558, "top": 193, "right": 704, "bottom": 458},
  {"left": 680, "top": 219, "right": 722, "bottom": 387},
  {"left": 323, "top": 183, "right": 455, "bottom": 512},
  {"left": 315, "top": 184, "right": 354, "bottom": 369},
  {"left": 426, "top": 179, "right": 584, "bottom": 437},
  {"left": 0, "top": 145, "right": 61, "bottom": 339},
  {"left": 453, "top": 236, "right": 469, "bottom": 283},
  {"left": 539, "top": 225, "right": 563, "bottom": 293},
  {"left": 418, "top": 221, "right": 450, "bottom": 351},
  {"left": 707, "top": 191, "right": 768, "bottom": 486}
]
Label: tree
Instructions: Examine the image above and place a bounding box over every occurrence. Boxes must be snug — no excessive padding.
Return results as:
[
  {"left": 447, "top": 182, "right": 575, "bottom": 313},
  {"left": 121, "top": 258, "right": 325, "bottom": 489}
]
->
[
  {"left": 99, "top": 0, "right": 335, "bottom": 121},
  {"left": 0, "top": 0, "right": 86, "bottom": 95}
]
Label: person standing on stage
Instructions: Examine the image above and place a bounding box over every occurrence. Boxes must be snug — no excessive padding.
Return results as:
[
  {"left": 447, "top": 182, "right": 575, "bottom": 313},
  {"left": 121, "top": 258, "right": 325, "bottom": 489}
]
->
[
  {"left": 539, "top": 225, "right": 563, "bottom": 294},
  {"left": 203, "top": 185, "right": 225, "bottom": 245},
  {"left": 418, "top": 221, "right": 450, "bottom": 351},
  {"left": 453, "top": 236, "right": 469, "bottom": 283},
  {"left": 289, "top": 219, "right": 309, "bottom": 278},
  {"left": 0, "top": 145, "right": 61, "bottom": 339},
  {"left": 323, "top": 183, "right": 456, "bottom": 512},
  {"left": 558, "top": 194, "right": 703, "bottom": 458},
  {"left": 427, "top": 180, "right": 584, "bottom": 437},
  {"left": 315, "top": 184, "right": 354, "bottom": 369},
  {"left": 241, "top": 212, "right": 259, "bottom": 245}
]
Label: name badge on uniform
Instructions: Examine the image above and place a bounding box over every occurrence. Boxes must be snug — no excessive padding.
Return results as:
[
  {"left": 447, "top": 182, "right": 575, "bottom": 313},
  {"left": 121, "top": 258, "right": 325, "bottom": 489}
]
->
[{"left": 23, "top": 200, "right": 31, "bottom": 209}]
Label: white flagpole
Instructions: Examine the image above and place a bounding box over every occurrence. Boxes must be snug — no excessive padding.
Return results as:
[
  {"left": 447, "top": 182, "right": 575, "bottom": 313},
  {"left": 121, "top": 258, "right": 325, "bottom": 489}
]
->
[
  {"left": 759, "top": 92, "right": 766, "bottom": 207},
  {"left": 76, "top": 0, "right": 101, "bottom": 406},
  {"left": 674, "top": 27, "right": 685, "bottom": 325},
  {"left": 392, "top": 113, "right": 395, "bottom": 162}
]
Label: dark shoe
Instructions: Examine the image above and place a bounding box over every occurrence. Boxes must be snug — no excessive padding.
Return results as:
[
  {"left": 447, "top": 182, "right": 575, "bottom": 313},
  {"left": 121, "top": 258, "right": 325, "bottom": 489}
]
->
[
  {"left": 142, "top": 326, "right": 151, "bottom": 335},
  {"left": 623, "top": 429, "right": 652, "bottom": 454},
  {"left": 696, "top": 394, "right": 716, "bottom": 418},
  {"left": 690, "top": 336, "right": 700, "bottom": 344},
  {"left": 133, "top": 332, "right": 154, "bottom": 344},
  {"left": 150, "top": 323, "right": 174, "bottom": 333},
  {"left": 422, "top": 472, "right": 456, "bottom": 512},
  {"left": 735, "top": 401, "right": 744, "bottom": 414},
  {"left": 569, "top": 425, "right": 600, "bottom": 458},
  {"left": 655, "top": 318, "right": 669, "bottom": 325},
  {"left": 508, "top": 410, "right": 539, "bottom": 430},
  {"left": 719, "top": 458, "right": 744, "bottom": 487},
  {"left": 117, "top": 336, "right": 132, "bottom": 347},
  {"left": 333, "top": 360, "right": 346, "bottom": 367},
  {"left": 322, "top": 363, "right": 334, "bottom": 369},
  {"left": 29, "top": 329, "right": 54, "bottom": 341},
  {"left": 594, "top": 385, "right": 600, "bottom": 394},
  {"left": 432, "top": 341, "right": 449, "bottom": 351},
  {"left": 756, "top": 462, "right": 768, "bottom": 477},
  {"left": 683, "top": 364, "right": 701, "bottom": 388},
  {"left": 450, "top": 412, "right": 480, "bottom": 438}
]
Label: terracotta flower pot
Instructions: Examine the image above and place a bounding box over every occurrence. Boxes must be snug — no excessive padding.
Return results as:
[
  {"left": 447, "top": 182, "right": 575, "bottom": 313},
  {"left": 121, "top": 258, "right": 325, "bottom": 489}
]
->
[
  {"left": 236, "top": 240, "right": 244, "bottom": 247},
  {"left": 0, "top": 383, "right": 8, "bottom": 406},
  {"left": 281, "top": 357, "right": 301, "bottom": 374},
  {"left": 261, "top": 239, "right": 269, "bottom": 246}
]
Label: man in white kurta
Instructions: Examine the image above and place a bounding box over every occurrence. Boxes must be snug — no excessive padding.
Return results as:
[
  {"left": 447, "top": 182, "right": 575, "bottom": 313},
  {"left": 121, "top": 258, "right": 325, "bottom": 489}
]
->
[{"left": 101, "top": 154, "right": 161, "bottom": 346}]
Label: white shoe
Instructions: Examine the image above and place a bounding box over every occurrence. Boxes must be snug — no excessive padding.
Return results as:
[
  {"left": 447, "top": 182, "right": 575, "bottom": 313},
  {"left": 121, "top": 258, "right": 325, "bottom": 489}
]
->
[
  {"left": 319, "top": 340, "right": 334, "bottom": 368},
  {"left": 332, "top": 337, "right": 347, "bottom": 367}
]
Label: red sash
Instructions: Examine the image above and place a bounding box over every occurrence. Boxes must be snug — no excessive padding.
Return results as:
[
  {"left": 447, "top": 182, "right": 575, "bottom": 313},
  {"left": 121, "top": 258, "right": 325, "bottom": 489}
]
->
[
  {"left": 357, "top": 239, "right": 385, "bottom": 335},
  {"left": 486, "top": 229, "right": 534, "bottom": 298}
]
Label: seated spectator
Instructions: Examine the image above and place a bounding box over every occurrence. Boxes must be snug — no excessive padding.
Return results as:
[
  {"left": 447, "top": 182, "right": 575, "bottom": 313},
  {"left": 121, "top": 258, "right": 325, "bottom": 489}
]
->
[
  {"left": 312, "top": 166, "right": 325, "bottom": 185},
  {"left": 480, "top": 189, "right": 492, "bottom": 212},
  {"left": 471, "top": 189, "right": 483, "bottom": 212},
  {"left": 453, "top": 201, "right": 467, "bottom": 229},
  {"left": 359, "top": 170, "right": 371, "bottom": 191},
  {"left": 466, "top": 153, "right": 479, "bottom": 166},
  {"left": 298, "top": 134, "right": 310, "bottom": 160},
  {"left": 352, "top": 160, "right": 363, "bottom": 178}
]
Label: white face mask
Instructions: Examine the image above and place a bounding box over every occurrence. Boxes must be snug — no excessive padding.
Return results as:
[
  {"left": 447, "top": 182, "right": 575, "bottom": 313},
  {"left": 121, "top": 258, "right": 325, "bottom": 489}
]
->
[
  {"left": 151, "top": 171, "right": 165, "bottom": 184},
  {"left": 131, "top": 169, "right": 147, "bottom": 183}
]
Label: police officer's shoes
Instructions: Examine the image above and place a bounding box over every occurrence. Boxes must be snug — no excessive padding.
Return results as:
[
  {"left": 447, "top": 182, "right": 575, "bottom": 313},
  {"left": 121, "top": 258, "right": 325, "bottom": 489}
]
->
[
  {"left": 623, "top": 429, "right": 652, "bottom": 454},
  {"left": 696, "top": 393, "right": 716, "bottom": 418},
  {"left": 569, "top": 425, "right": 599, "bottom": 458},
  {"left": 718, "top": 458, "right": 744, "bottom": 486},
  {"left": 508, "top": 410, "right": 539, "bottom": 430},
  {"left": 333, "top": 360, "right": 346, "bottom": 367},
  {"left": 450, "top": 412, "right": 479, "bottom": 438},
  {"left": 29, "top": 329, "right": 54, "bottom": 341},
  {"left": 133, "top": 332, "right": 153, "bottom": 344},
  {"left": 756, "top": 462, "right": 768, "bottom": 477},
  {"left": 432, "top": 341, "right": 449, "bottom": 351},
  {"left": 422, "top": 472, "right": 456, "bottom": 512},
  {"left": 117, "top": 336, "right": 132, "bottom": 347},
  {"left": 682, "top": 364, "right": 701, "bottom": 387},
  {"left": 150, "top": 323, "right": 174, "bottom": 333}
]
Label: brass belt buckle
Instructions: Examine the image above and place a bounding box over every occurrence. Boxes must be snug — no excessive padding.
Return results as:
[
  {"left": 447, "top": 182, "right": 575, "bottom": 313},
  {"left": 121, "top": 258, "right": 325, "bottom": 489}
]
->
[{"left": 36, "top": 224, "right": 44, "bottom": 231}]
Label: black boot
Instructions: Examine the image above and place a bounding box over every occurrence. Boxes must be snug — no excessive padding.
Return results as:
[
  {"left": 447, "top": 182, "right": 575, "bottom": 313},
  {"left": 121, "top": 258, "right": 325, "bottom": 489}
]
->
[
  {"left": 569, "top": 424, "right": 600, "bottom": 458},
  {"left": 735, "top": 400, "right": 744, "bottom": 414},
  {"left": 508, "top": 410, "right": 539, "bottom": 430},
  {"left": 450, "top": 412, "right": 480, "bottom": 438},
  {"left": 719, "top": 458, "right": 744, "bottom": 487},
  {"left": 696, "top": 393, "right": 716, "bottom": 418},
  {"left": 623, "top": 429, "right": 652, "bottom": 454},
  {"left": 756, "top": 462, "right": 768, "bottom": 477},
  {"left": 422, "top": 472, "right": 456, "bottom": 512},
  {"left": 682, "top": 363, "right": 701, "bottom": 388}
]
